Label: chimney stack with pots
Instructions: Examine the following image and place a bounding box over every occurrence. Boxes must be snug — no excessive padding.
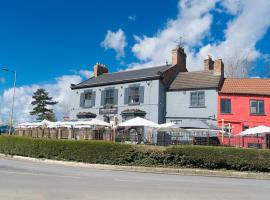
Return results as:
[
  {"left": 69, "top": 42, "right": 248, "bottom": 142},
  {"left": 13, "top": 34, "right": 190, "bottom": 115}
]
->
[
  {"left": 172, "top": 47, "right": 187, "bottom": 72},
  {"left": 213, "top": 59, "right": 224, "bottom": 76},
  {"left": 93, "top": 63, "right": 108, "bottom": 77},
  {"left": 204, "top": 55, "right": 224, "bottom": 76},
  {"left": 204, "top": 55, "right": 214, "bottom": 71}
]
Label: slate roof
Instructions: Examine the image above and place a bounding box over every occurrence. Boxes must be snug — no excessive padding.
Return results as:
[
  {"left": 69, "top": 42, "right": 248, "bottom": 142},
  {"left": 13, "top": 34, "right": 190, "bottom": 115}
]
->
[
  {"left": 220, "top": 78, "right": 270, "bottom": 96},
  {"left": 169, "top": 71, "right": 222, "bottom": 90},
  {"left": 71, "top": 65, "right": 172, "bottom": 89}
]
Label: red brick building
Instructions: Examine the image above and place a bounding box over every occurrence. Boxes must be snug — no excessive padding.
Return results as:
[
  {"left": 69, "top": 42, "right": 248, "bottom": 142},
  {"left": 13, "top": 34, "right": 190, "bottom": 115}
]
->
[{"left": 218, "top": 78, "right": 270, "bottom": 148}]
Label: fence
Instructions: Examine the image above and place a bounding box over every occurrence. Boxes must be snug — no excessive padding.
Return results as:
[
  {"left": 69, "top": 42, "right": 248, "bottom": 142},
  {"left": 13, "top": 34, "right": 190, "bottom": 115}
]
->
[{"left": 15, "top": 127, "right": 112, "bottom": 141}]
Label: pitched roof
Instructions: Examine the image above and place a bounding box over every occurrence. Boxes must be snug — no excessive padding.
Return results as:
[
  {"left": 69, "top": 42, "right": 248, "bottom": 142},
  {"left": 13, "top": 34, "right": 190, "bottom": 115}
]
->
[
  {"left": 220, "top": 78, "right": 270, "bottom": 96},
  {"left": 169, "top": 71, "right": 222, "bottom": 90},
  {"left": 71, "top": 65, "right": 172, "bottom": 89}
]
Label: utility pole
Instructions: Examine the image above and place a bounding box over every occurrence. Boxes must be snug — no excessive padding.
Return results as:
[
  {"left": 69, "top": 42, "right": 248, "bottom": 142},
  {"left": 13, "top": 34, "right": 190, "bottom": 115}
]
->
[{"left": 1, "top": 68, "right": 16, "bottom": 135}]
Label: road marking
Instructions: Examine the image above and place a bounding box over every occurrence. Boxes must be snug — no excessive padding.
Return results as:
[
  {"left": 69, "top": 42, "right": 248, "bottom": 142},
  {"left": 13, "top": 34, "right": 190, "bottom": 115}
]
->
[
  {"left": 0, "top": 170, "right": 81, "bottom": 179},
  {"left": 114, "top": 178, "right": 142, "bottom": 183}
]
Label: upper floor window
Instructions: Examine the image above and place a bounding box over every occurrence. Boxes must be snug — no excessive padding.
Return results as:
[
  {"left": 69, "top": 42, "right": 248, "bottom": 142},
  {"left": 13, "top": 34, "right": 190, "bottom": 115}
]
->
[
  {"left": 84, "top": 92, "right": 92, "bottom": 107},
  {"left": 129, "top": 87, "right": 140, "bottom": 104},
  {"left": 124, "top": 86, "right": 144, "bottom": 105},
  {"left": 250, "top": 100, "right": 264, "bottom": 115},
  {"left": 190, "top": 91, "right": 205, "bottom": 107},
  {"left": 220, "top": 99, "right": 231, "bottom": 114},
  {"left": 105, "top": 89, "right": 114, "bottom": 105},
  {"left": 80, "top": 90, "right": 96, "bottom": 108}
]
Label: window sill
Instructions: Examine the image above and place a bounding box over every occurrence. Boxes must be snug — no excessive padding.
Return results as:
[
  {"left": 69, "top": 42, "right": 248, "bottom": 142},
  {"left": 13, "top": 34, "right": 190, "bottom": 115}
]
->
[
  {"left": 220, "top": 112, "right": 233, "bottom": 115},
  {"left": 250, "top": 114, "right": 266, "bottom": 116},
  {"left": 128, "top": 103, "right": 140, "bottom": 106},
  {"left": 189, "top": 106, "right": 206, "bottom": 108}
]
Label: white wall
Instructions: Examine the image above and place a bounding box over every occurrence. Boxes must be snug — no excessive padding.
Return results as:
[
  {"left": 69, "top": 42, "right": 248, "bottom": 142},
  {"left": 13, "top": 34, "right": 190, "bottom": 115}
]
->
[
  {"left": 166, "top": 89, "right": 218, "bottom": 122},
  {"left": 70, "top": 79, "right": 164, "bottom": 123}
]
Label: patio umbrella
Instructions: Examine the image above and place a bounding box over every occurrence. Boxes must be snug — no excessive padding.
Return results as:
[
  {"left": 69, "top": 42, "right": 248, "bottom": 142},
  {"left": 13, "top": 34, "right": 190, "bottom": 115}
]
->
[
  {"left": 118, "top": 117, "right": 159, "bottom": 128},
  {"left": 239, "top": 125, "right": 270, "bottom": 136},
  {"left": 155, "top": 122, "right": 184, "bottom": 132}
]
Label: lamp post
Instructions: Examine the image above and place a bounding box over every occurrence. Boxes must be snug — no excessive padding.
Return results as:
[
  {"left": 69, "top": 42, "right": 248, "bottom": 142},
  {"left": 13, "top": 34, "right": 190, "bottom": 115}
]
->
[{"left": 1, "top": 68, "right": 16, "bottom": 135}]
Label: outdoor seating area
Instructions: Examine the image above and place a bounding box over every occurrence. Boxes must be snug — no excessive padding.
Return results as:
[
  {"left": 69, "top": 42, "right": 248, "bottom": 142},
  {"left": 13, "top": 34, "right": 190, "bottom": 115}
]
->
[{"left": 14, "top": 117, "right": 270, "bottom": 149}]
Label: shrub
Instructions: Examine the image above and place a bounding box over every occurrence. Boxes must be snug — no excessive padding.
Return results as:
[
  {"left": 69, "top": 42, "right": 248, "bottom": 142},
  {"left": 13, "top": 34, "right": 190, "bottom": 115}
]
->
[{"left": 0, "top": 136, "right": 270, "bottom": 172}]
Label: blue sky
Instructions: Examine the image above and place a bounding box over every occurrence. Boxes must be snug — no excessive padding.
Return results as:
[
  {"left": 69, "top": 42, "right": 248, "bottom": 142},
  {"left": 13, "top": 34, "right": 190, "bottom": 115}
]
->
[
  {"left": 0, "top": 0, "right": 179, "bottom": 88},
  {"left": 0, "top": 0, "right": 270, "bottom": 123}
]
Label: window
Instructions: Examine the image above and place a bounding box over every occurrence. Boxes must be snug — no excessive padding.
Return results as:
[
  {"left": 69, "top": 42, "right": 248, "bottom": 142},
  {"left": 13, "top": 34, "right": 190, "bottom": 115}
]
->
[
  {"left": 190, "top": 91, "right": 205, "bottom": 107},
  {"left": 220, "top": 99, "right": 231, "bottom": 114},
  {"left": 129, "top": 87, "right": 140, "bottom": 104},
  {"left": 250, "top": 100, "right": 264, "bottom": 115},
  {"left": 84, "top": 92, "right": 92, "bottom": 107},
  {"left": 105, "top": 89, "right": 114, "bottom": 105},
  {"left": 242, "top": 125, "right": 249, "bottom": 131}
]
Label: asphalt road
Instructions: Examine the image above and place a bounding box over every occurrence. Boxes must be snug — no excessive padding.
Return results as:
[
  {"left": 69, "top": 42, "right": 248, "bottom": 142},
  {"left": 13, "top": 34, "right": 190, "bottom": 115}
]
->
[{"left": 0, "top": 157, "right": 269, "bottom": 200}]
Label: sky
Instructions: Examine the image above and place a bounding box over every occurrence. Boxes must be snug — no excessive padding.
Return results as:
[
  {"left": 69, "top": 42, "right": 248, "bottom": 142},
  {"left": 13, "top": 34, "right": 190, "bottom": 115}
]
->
[{"left": 0, "top": 0, "right": 270, "bottom": 123}]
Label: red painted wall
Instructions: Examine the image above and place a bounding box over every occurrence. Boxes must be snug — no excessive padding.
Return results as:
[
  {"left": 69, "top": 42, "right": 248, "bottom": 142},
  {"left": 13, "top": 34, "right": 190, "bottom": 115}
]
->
[{"left": 218, "top": 93, "right": 270, "bottom": 134}]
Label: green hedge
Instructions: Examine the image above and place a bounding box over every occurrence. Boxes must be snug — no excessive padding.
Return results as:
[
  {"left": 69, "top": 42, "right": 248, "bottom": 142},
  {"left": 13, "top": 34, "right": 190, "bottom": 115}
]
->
[{"left": 0, "top": 136, "right": 270, "bottom": 172}]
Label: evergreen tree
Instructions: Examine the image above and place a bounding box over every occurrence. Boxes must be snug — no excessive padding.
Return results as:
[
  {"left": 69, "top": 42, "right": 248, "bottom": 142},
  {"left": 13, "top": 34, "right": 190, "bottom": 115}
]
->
[{"left": 30, "top": 88, "right": 58, "bottom": 121}]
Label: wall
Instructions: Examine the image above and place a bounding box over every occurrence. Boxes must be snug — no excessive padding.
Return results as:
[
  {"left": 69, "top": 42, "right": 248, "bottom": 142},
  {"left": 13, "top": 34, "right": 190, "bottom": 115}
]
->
[
  {"left": 166, "top": 89, "right": 218, "bottom": 122},
  {"left": 70, "top": 79, "right": 164, "bottom": 123},
  {"left": 218, "top": 93, "right": 270, "bottom": 135}
]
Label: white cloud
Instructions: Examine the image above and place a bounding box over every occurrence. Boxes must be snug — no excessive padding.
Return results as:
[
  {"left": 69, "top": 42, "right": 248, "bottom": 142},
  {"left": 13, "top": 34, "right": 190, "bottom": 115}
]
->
[
  {"left": 129, "top": 0, "right": 270, "bottom": 73},
  {"left": 0, "top": 77, "right": 5, "bottom": 84},
  {"left": 130, "top": 0, "right": 218, "bottom": 70},
  {"left": 0, "top": 75, "right": 82, "bottom": 124},
  {"left": 78, "top": 70, "right": 93, "bottom": 78},
  {"left": 128, "top": 15, "right": 136, "bottom": 21},
  {"left": 101, "top": 29, "right": 127, "bottom": 59}
]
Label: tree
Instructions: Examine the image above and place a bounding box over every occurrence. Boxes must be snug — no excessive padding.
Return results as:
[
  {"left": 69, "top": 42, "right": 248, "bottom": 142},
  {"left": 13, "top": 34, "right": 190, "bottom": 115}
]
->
[
  {"left": 224, "top": 52, "right": 253, "bottom": 78},
  {"left": 30, "top": 88, "right": 58, "bottom": 121}
]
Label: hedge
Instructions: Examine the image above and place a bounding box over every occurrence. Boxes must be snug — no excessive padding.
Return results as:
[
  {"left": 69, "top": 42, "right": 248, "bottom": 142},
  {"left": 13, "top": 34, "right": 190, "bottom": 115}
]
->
[{"left": 0, "top": 136, "right": 270, "bottom": 172}]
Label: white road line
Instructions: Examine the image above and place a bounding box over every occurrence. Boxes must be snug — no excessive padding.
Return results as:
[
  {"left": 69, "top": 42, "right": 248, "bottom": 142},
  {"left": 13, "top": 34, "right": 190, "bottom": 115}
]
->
[
  {"left": 0, "top": 170, "right": 81, "bottom": 179},
  {"left": 114, "top": 178, "right": 142, "bottom": 183}
]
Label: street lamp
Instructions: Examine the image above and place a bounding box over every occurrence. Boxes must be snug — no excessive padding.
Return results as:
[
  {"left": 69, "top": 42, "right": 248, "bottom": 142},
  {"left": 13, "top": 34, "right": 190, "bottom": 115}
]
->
[{"left": 1, "top": 68, "right": 16, "bottom": 135}]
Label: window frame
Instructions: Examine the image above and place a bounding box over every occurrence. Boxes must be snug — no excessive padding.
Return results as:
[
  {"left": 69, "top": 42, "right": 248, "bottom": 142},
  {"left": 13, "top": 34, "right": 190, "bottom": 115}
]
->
[
  {"left": 104, "top": 89, "right": 114, "bottom": 105},
  {"left": 83, "top": 92, "right": 92, "bottom": 108},
  {"left": 220, "top": 98, "right": 232, "bottom": 114},
  {"left": 190, "top": 91, "right": 205, "bottom": 108},
  {"left": 128, "top": 86, "right": 140, "bottom": 105},
  {"left": 250, "top": 99, "right": 265, "bottom": 115}
]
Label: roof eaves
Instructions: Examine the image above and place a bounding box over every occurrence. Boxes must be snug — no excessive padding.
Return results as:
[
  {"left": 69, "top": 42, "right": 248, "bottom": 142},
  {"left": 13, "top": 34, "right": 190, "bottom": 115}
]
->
[{"left": 71, "top": 75, "right": 161, "bottom": 90}]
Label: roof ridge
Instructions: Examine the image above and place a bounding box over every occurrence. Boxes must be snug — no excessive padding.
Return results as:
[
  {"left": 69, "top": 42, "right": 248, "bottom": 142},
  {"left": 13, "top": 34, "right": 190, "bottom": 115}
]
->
[{"left": 102, "top": 64, "right": 172, "bottom": 76}]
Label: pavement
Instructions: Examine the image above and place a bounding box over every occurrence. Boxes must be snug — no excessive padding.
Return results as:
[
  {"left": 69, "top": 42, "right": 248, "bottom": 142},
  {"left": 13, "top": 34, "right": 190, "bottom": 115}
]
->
[{"left": 0, "top": 156, "right": 270, "bottom": 200}]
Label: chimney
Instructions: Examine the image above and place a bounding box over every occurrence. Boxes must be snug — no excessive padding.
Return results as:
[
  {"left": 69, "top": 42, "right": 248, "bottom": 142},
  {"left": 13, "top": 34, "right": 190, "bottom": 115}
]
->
[
  {"left": 172, "top": 47, "right": 187, "bottom": 72},
  {"left": 204, "top": 55, "right": 214, "bottom": 71},
  {"left": 213, "top": 59, "right": 224, "bottom": 76},
  {"left": 93, "top": 63, "right": 108, "bottom": 77}
]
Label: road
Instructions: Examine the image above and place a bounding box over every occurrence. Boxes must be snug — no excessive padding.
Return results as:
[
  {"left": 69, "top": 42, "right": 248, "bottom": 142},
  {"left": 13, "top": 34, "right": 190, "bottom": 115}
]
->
[{"left": 0, "top": 157, "right": 269, "bottom": 200}]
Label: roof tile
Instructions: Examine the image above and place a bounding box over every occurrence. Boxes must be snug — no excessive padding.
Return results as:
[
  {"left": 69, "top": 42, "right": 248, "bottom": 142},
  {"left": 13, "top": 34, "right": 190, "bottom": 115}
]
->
[{"left": 220, "top": 78, "right": 270, "bottom": 95}]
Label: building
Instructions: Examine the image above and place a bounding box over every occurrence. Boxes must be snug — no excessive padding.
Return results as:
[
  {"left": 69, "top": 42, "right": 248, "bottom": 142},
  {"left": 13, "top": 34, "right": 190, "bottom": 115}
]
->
[
  {"left": 70, "top": 47, "right": 187, "bottom": 124},
  {"left": 166, "top": 56, "right": 224, "bottom": 123},
  {"left": 218, "top": 78, "right": 270, "bottom": 148},
  {"left": 218, "top": 78, "right": 270, "bottom": 133}
]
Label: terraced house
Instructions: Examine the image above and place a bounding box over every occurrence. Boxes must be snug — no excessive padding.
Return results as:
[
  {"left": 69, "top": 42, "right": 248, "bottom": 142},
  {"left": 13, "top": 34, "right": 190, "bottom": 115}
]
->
[
  {"left": 70, "top": 47, "right": 187, "bottom": 124},
  {"left": 166, "top": 56, "right": 224, "bottom": 123}
]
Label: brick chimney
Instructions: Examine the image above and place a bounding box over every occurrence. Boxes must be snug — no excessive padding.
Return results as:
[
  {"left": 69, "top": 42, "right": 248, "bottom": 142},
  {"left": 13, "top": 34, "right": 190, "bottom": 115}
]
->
[
  {"left": 93, "top": 63, "right": 108, "bottom": 77},
  {"left": 204, "top": 55, "right": 214, "bottom": 71},
  {"left": 172, "top": 47, "right": 187, "bottom": 72},
  {"left": 213, "top": 59, "right": 224, "bottom": 76}
]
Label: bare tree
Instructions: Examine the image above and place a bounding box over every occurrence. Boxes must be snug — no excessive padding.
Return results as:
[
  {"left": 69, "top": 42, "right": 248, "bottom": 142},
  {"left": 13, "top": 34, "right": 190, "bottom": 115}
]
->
[{"left": 224, "top": 52, "right": 253, "bottom": 78}]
